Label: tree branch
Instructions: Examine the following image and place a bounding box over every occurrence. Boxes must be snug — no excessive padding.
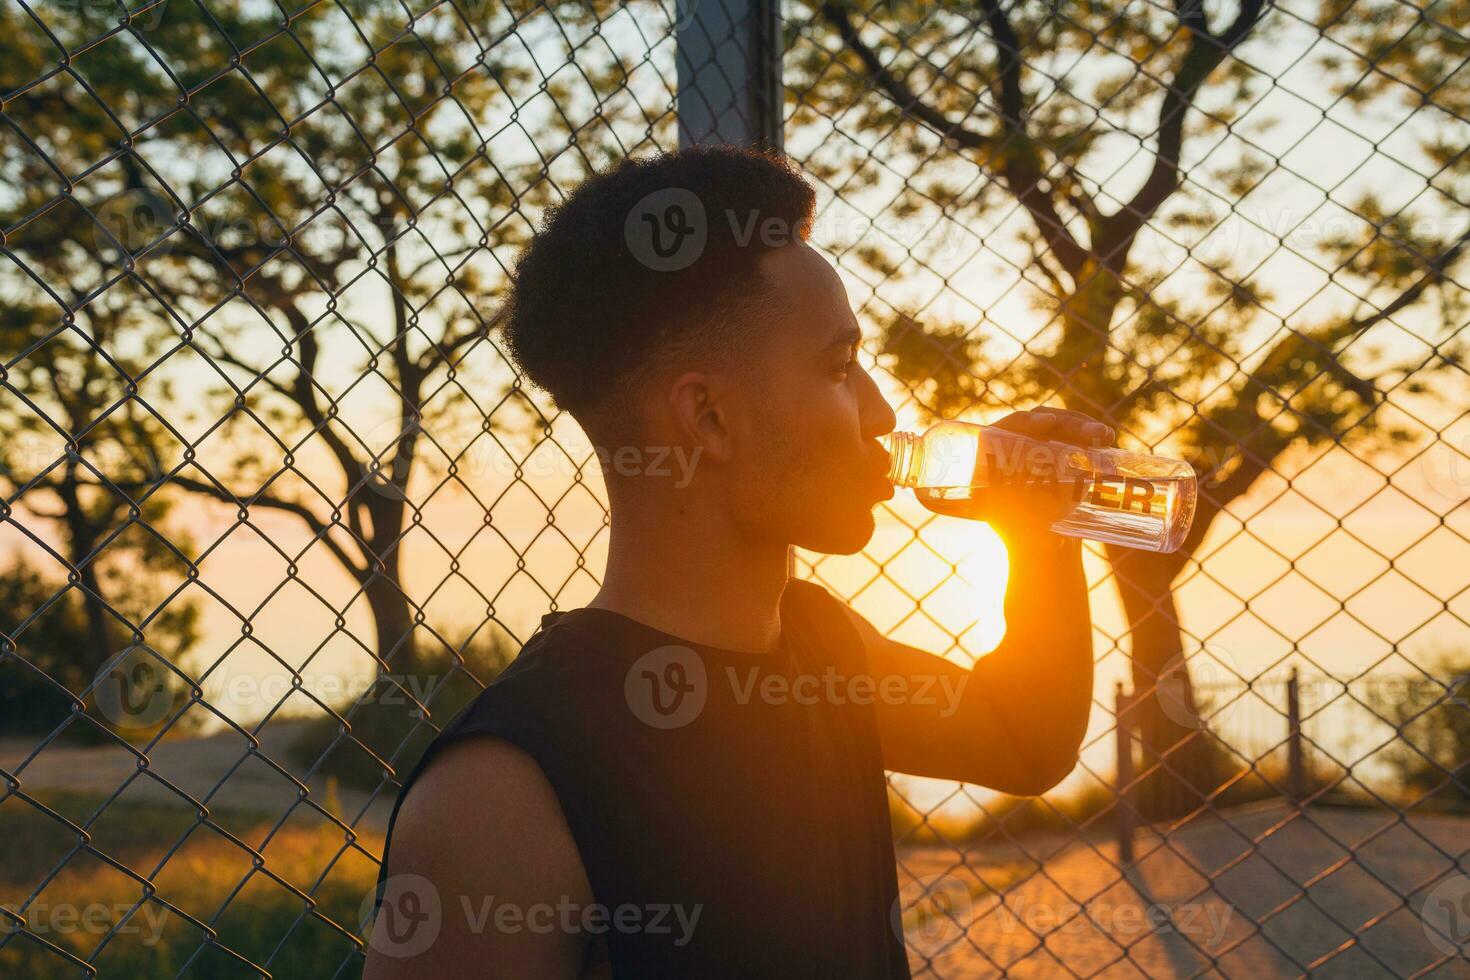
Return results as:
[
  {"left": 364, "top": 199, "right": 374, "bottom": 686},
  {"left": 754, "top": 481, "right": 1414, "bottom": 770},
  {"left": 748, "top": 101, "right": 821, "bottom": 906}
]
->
[
  {"left": 280, "top": 302, "right": 371, "bottom": 546},
  {"left": 1096, "top": 0, "right": 1266, "bottom": 268},
  {"left": 161, "top": 473, "right": 367, "bottom": 579},
  {"left": 421, "top": 303, "right": 506, "bottom": 373},
  {"left": 1190, "top": 221, "right": 1468, "bottom": 514},
  {"left": 820, "top": 0, "right": 1089, "bottom": 276}
]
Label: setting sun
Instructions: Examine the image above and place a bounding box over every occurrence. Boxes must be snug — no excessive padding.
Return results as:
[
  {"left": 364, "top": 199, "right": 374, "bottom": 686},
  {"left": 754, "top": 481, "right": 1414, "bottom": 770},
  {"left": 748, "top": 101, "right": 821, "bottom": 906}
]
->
[{"left": 952, "top": 521, "right": 1010, "bottom": 655}]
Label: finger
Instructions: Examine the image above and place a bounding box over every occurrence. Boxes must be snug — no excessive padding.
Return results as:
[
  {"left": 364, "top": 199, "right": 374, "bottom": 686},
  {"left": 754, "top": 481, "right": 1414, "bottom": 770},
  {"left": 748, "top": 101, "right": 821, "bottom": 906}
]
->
[
  {"left": 992, "top": 410, "right": 1059, "bottom": 437},
  {"left": 1032, "top": 407, "right": 1114, "bottom": 446},
  {"left": 1074, "top": 420, "right": 1115, "bottom": 446}
]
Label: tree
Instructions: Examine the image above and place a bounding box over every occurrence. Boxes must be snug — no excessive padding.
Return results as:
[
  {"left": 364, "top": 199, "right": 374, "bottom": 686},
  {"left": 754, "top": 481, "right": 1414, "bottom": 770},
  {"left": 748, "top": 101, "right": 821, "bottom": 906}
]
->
[
  {"left": 0, "top": 199, "right": 201, "bottom": 741},
  {"left": 1, "top": 0, "right": 661, "bottom": 723},
  {"left": 0, "top": 552, "right": 199, "bottom": 740},
  {"left": 789, "top": 0, "right": 1467, "bottom": 817}
]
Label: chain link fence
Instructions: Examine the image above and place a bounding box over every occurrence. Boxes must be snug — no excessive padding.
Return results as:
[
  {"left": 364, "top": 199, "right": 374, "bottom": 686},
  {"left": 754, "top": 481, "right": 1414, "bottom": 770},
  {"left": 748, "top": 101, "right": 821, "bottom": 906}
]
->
[{"left": 1, "top": 0, "right": 1467, "bottom": 976}]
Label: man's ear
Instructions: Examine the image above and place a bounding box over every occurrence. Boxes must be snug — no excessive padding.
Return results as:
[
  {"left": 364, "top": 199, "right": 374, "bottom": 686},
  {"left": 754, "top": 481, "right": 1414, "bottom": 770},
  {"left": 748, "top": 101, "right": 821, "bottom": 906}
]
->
[{"left": 667, "top": 370, "right": 735, "bottom": 464}]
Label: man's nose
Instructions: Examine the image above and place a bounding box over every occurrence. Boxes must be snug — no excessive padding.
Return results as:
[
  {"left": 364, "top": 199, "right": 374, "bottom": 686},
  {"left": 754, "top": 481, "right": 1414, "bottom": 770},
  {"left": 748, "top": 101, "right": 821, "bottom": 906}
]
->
[{"left": 856, "top": 366, "right": 897, "bottom": 440}]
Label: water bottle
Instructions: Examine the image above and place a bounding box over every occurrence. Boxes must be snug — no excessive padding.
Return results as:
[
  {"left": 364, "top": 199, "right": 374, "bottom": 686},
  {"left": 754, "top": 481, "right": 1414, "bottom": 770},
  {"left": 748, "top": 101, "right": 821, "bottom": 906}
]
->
[{"left": 883, "top": 420, "right": 1197, "bottom": 553}]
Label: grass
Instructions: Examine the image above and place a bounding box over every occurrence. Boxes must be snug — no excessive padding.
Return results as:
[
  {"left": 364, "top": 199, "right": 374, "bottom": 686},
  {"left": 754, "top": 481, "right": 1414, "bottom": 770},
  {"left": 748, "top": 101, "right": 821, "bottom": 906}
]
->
[
  {"left": 8, "top": 675, "right": 1406, "bottom": 976},
  {"left": 0, "top": 791, "right": 379, "bottom": 978}
]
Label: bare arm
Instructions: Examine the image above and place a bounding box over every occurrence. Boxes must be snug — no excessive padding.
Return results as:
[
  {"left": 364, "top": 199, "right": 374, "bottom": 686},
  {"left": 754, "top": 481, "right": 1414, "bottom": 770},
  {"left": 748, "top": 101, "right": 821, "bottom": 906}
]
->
[
  {"left": 362, "top": 737, "right": 595, "bottom": 978},
  {"left": 849, "top": 408, "right": 1104, "bottom": 795},
  {"left": 846, "top": 526, "right": 1094, "bottom": 795}
]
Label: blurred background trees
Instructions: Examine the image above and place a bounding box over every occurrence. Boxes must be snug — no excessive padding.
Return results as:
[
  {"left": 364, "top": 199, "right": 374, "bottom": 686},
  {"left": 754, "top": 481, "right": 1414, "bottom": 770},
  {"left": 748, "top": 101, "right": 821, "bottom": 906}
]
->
[{"left": 787, "top": 0, "right": 1468, "bottom": 817}]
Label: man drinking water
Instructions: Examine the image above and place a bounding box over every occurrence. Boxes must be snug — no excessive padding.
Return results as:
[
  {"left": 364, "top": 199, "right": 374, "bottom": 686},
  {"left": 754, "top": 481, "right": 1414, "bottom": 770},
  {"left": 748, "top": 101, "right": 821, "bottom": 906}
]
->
[{"left": 364, "top": 145, "right": 1110, "bottom": 978}]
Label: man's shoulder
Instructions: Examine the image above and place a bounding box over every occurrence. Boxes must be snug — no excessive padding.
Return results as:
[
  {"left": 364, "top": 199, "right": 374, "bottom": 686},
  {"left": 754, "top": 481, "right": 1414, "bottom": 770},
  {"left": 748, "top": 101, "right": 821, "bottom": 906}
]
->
[
  {"left": 448, "top": 612, "right": 631, "bottom": 724},
  {"left": 782, "top": 577, "right": 873, "bottom": 672},
  {"left": 367, "top": 735, "right": 593, "bottom": 975},
  {"left": 392, "top": 735, "right": 575, "bottom": 854}
]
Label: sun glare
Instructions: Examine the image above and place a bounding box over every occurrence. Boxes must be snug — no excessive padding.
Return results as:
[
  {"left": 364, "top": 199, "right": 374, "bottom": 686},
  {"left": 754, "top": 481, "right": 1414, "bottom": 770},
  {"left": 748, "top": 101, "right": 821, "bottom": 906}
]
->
[{"left": 949, "top": 519, "right": 1010, "bottom": 655}]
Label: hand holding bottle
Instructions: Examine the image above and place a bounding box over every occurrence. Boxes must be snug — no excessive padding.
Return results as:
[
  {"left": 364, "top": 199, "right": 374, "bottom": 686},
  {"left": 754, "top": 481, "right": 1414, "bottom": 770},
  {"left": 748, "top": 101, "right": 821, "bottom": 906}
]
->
[{"left": 883, "top": 408, "right": 1198, "bottom": 554}]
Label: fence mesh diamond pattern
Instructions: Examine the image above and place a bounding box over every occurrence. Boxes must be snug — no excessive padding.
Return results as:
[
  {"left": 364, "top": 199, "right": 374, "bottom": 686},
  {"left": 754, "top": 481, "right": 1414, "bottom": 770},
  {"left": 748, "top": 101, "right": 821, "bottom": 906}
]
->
[{"left": 2, "top": 0, "right": 1468, "bottom": 977}]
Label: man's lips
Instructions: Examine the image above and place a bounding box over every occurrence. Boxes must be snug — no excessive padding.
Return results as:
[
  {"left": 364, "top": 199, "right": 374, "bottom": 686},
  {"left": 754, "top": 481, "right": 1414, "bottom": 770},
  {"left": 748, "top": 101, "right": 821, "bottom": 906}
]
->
[
  {"left": 865, "top": 446, "right": 894, "bottom": 500},
  {"left": 869, "top": 467, "right": 895, "bottom": 500}
]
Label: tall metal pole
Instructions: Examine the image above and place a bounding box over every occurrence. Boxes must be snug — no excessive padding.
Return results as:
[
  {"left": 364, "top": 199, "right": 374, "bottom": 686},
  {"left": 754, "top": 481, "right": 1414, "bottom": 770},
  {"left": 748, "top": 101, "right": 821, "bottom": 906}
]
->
[
  {"left": 1115, "top": 682, "right": 1135, "bottom": 866},
  {"left": 1287, "top": 666, "right": 1305, "bottom": 806},
  {"left": 676, "top": 0, "right": 787, "bottom": 575},
  {"left": 676, "top": 0, "right": 785, "bottom": 152}
]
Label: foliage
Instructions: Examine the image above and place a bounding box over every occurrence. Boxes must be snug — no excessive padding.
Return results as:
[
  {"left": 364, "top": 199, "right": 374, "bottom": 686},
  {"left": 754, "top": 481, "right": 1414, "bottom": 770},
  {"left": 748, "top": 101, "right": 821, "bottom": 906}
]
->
[
  {"left": 786, "top": 0, "right": 1469, "bottom": 818},
  {"left": 288, "top": 625, "right": 517, "bottom": 793},
  {"left": 0, "top": 791, "right": 379, "bottom": 977},
  {"left": 1367, "top": 649, "right": 1470, "bottom": 806},
  {"left": 0, "top": 0, "right": 654, "bottom": 674},
  {"left": 0, "top": 557, "right": 198, "bottom": 743}
]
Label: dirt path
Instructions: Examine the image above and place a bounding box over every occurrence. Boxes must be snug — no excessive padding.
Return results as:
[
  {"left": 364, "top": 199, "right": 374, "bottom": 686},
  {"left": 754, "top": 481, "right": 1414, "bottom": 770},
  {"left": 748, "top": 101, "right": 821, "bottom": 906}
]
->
[
  {"left": 897, "top": 801, "right": 1470, "bottom": 978},
  {"left": 0, "top": 722, "right": 395, "bottom": 834},
  {"left": 7, "top": 730, "right": 1468, "bottom": 977}
]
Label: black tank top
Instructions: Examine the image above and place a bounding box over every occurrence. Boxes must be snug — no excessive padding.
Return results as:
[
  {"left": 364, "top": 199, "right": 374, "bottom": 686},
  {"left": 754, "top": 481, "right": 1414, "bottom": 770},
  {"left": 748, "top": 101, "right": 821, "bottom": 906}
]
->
[{"left": 374, "top": 578, "right": 912, "bottom": 978}]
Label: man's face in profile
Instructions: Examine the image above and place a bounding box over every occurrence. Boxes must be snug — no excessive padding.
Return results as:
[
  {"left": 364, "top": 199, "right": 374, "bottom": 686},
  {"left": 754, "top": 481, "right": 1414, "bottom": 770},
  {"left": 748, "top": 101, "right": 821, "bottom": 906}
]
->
[{"left": 720, "top": 242, "right": 898, "bottom": 555}]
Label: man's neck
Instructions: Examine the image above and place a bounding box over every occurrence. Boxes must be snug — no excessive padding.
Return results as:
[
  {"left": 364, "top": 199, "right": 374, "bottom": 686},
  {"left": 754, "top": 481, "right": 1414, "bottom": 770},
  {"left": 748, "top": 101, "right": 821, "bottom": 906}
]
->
[{"left": 587, "top": 497, "right": 789, "bottom": 653}]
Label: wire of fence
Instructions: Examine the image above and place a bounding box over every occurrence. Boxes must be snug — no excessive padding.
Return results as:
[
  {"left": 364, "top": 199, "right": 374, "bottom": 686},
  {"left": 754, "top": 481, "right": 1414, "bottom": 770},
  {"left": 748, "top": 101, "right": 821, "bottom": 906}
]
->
[{"left": 2, "top": 0, "right": 1468, "bottom": 976}]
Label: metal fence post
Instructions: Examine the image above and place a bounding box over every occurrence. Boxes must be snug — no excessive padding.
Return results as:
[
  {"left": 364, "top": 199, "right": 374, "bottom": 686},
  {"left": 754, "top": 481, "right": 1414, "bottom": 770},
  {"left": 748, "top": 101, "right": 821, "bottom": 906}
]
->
[
  {"left": 1115, "top": 682, "right": 1135, "bottom": 866},
  {"left": 675, "top": 0, "right": 788, "bottom": 576},
  {"left": 1287, "top": 666, "right": 1304, "bottom": 806},
  {"left": 676, "top": 0, "right": 784, "bottom": 151}
]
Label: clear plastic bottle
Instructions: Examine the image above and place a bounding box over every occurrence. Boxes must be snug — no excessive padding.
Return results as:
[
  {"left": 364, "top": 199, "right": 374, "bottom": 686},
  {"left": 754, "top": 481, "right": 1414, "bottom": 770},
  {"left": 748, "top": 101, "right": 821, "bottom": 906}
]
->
[{"left": 883, "top": 420, "right": 1197, "bottom": 553}]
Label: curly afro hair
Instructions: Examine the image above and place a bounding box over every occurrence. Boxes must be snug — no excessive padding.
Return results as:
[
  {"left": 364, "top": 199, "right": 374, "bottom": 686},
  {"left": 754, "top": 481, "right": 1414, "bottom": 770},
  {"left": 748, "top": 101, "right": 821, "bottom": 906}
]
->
[{"left": 503, "top": 145, "right": 816, "bottom": 435}]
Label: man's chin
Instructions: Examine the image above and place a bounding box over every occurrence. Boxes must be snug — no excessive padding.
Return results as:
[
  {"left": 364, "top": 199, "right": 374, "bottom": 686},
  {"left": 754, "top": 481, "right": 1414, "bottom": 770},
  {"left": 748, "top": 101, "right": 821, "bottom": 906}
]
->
[{"left": 792, "top": 511, "right": 877, "bottom": 557}]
